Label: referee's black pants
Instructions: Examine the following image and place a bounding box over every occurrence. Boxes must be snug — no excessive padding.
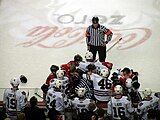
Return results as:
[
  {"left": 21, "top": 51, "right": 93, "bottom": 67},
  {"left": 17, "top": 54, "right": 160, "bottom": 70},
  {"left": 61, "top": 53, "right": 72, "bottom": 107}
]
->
[{"left": 89, "top": 45, "right": 106, "bottom": 62}]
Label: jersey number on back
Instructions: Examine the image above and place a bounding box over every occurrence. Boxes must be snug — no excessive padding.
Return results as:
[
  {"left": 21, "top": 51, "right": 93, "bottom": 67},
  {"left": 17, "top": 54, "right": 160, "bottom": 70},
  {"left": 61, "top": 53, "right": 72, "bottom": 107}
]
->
[
  {"left": 98, "top": 79, "right": 111, "bottom": 89},
  {"left": 7, "top": 97, "right": 16, "bottom": 109}
]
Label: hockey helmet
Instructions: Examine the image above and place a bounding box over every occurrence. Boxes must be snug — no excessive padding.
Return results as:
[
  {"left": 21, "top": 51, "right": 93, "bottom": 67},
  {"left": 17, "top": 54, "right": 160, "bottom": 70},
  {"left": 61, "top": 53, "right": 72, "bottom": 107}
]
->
[
  {"left": 114, "top": 85, "right": 123, "bottom": 94},
  {"left": 74, "top": 54, "right": 83, "bottom": 62},
  {"left": 143, "top": 88, "right": 152, "bottom": 97},
  {"left": 125, "top": 78, "right": 132, "bottom": 88},
  {"left": 20, "top": 75, "right": 27, "bottom": 84},
  {"left": 77, "top": 88, "right": 86, "bottom": 97},
  {"left": 100, "top": 68, "right": 110, "bottom": 78},
  {"left": 10, "top": 77, "right": 20, "bottom": 87},
  {"left": 56, "top": 70, "right": 64, "bottom": 79},
  {"left": 85, "top": 51, "right": 93, "bottom": 60},
  {"left": 50, "top": 65, "right": 59, "bottom": 73}
]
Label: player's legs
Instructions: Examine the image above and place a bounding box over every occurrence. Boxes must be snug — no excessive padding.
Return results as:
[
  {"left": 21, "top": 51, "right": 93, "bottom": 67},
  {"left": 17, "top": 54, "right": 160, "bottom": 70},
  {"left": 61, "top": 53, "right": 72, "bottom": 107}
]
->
[
  {"left": 98, "top": 46, "right": 106, "bottom": 62},
  {"left": 89, "top": 45, "right": 98, "bottom": 61}
]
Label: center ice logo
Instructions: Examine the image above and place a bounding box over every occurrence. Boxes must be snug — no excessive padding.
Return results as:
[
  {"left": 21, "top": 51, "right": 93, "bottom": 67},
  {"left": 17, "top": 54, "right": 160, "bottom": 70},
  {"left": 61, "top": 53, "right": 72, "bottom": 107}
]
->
[
  {"left": 16, "top": 26, "right": 151, "bottom": 50},
  {"left": 15, "top": 0, "right": 153, "bottom": 50}
]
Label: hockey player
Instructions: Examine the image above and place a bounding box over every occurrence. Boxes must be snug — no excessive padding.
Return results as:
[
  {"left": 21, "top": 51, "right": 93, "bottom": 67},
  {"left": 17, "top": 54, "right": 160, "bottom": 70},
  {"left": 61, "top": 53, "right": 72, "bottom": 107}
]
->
[
  {"left": 119, "top": 67, "right": 132, "bottom": 88},
  {"left": 78, "top": 51, "right": 113, "bottom": 75},
  {"left": 50, "top": 70, "right": 69, "bottom": 93},
  {"left": 94, "top": 58, "right": 113, "bottom": 73},
  {"left": 125, "top": 78, "right": 142, "bottom": 108},
  {"left": 71, "top": 88, "right": 92, "bottom": 119},
  {"left": 41, "top": 65, "right": 59, "bottom": 100},
  {"left": 65, "top": 68, "right": 83, "bottom": 99},
  {"left": 93, "top": 68, "right": 112, "bottom": 101},
  {"left": 45, "top": 65, "right": 59, "bottom": 86},
  {"left": 94, "top": 61, "right": 108, "bottom": 75},
  {"left": 78, "top": 51, "right": 94, "bottom": 72},
  {"left": 119, "top": 67, "right": 139, "bottom": 89},
  {"left": 46, "top": 79, "right": 69, "bottom": 109},
  {"left": 93, "top": 68, "right": 112, "bottom": 109},
  {"left": 46, "top": 79, "right": 70, "bottom": 120},
  {"left": 61, "top": 54, "right": 83, "bottom": 77},
  {"left": 110, "top": 72, "right": 121, "bottom": 89},
  {"left": 137, "top": 88, "right": 159, "bottom": 120},
  {"left": 107, "top": 85, "right": 135, "bottom": 120},
  {"left": 79, "top": 64, "right": 99, "bottom": 99},
  {"left": 3, "top": 77, "right": 27, "bottom": 119}
]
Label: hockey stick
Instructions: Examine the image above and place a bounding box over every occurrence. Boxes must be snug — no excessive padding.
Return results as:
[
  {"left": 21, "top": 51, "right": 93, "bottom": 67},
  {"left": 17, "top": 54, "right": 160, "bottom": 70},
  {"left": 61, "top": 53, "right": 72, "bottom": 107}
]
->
[
  {"left": 26, "top": 90, "right": 29, "bottom": 101},
  {"left": 34, "top": 88, "right": 44, "bottom": 99},
  {"left": 106, "top": 37, "right": 122, "bottom": 53}
]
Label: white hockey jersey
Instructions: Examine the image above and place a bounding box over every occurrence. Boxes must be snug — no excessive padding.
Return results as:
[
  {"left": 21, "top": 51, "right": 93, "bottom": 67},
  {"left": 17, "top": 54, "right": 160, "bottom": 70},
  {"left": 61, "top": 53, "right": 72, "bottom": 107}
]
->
[
  {"left": 94, "top": 61, "right": 108, "bottom": 75},
  {"left": 137, "top": 95, "right": 159, "bottom": 120},
  {"left": 3, "top": 88, "right": 26, "bottom": 112},
  {"left": 82, "top": 73, "right": 101, "bottom": 82},
  {"left": 71, "top": 97, "right": 91, "bottom": 114},
  {"left": 78, "top": 61, "right": 92, "bottom": 72},
  {"left": 93, "top": 77, "right": 112, "bottom": 102},
  {"left": 46, "top": 88, "right": 69, "bottom": 112},
  {"left": 78, "top": 61, "right": 107, "bottom": 74},
  {"left": 83, "top": 73, "right": 112, "bottom": 101},
  {"left": 107, "top": 96, "right": 134, "bottom": 120},
  {"left": 49, "top": 77, "right": 69, "bottom": 90}
]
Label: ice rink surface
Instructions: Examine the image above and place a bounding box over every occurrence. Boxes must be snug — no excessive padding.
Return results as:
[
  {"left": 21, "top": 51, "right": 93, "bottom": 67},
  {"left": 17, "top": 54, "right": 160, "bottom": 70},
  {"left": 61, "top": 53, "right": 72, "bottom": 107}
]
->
[{"left": 0, "top": 0, "right": 160, "bottom": 95}]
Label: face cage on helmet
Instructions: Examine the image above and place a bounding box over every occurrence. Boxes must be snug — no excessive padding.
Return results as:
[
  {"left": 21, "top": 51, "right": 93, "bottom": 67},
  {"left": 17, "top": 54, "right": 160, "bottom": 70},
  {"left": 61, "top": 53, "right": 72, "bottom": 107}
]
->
[
  {"left": 101, "top": 70, "right": 110, "bottom": 78},
  {"left": 114, "top": 86, "right": 123, "bottom": 95},
  {"left": 77, "top": 89, "right": 86, "bottom": 98}
]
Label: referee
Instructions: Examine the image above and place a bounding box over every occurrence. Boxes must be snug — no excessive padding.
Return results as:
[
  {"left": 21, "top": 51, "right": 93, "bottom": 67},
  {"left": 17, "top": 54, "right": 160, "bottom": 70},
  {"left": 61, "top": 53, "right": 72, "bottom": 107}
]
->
[{"left": 85, "top": 17, "right": 113, "bottom": 62}]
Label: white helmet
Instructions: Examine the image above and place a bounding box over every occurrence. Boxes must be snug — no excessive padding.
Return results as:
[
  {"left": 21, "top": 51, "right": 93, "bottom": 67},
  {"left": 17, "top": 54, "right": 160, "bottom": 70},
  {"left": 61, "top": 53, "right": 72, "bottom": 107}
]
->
[
  {"left": 10, "top": 77, "right": 20, "bottom": 87},
  {"left": 100, "top": 68, "right": 110, "bottom": 78},
  {"left": 55, "top": 79, "right": 63, "bottom": 89},
  {"left": 85, "top": 51, "right": 93, "bottom": 60},
  {"left": 125, "top": 78, "right": 132, "bottom": 88},
  {"left": 143, "top": 88, "right": 152, "bottom": 97},
  {"left": 114, "top": 85, "right": 123, "bottom": 94},
  {"left": 77, "top": 88, "right": 86, "bottom": 97},
  {"left": 56, "top": 70, "right": 64, "bottom": 79}
]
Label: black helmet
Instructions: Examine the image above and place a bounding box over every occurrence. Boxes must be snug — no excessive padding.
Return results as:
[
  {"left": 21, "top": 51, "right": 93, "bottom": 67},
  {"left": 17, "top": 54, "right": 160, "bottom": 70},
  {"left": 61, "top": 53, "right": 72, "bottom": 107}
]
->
[
  {"left": 92, "top": 17, "right": 99, "bottom": 24},
  {"left": 50, "top": 65, "right": 59, "bottom": 73},
  {"left": 74, "top": 54, "right": 83, "bottom": 62},
  {"left": 20, "top": 75, "right": 27, "bottom": 83},
  {"left": 121, "top": 67, "right": 130, "bottom": 74}
]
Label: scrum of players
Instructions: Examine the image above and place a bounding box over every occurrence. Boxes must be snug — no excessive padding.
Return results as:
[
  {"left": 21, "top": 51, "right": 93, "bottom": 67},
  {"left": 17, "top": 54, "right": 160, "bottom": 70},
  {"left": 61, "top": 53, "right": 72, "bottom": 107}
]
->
[{"left": 3, "top": 51, "right": 160, "bottom": 120}]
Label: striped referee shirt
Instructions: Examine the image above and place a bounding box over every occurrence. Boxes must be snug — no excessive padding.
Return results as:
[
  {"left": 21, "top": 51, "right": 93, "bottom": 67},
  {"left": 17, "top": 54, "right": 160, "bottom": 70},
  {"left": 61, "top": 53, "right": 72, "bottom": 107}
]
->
[
  {"left": 75, "top": 77, "right": 93, "bottom": 99},
  {"left": 85, "top": 24, "right": 113, "bottom": 46}
]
